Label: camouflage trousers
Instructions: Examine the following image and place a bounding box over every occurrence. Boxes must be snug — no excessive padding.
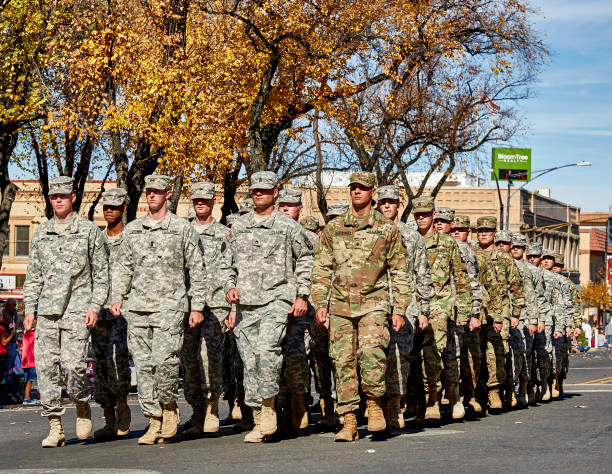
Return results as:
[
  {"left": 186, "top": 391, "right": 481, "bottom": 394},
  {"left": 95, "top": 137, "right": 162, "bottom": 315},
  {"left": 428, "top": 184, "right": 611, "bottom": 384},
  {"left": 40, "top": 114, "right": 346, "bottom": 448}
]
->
[
  {"left": 551, "top": 330, "right": 564, "bottom": 375},
  {"left": 282, "top": 309, "right": 315, "bottom": 394},
  {"left": 127, "top": 310, "right": 184, "bottom": 418},
  {"left": 182, "top": 308, "right": 227, "bottom": 411},
  {"left": 533, "top": 326, "right": 552, "bottom": 384},
  {"left": 35, "top": 312, "right": 91, "bottom": 417},
  {"left": 385, "top": 314, "right": 413, "bottom": 396},
  {"left": 561, "top": 335, "right": 572, "bottom": 380},
  {"left": 90, "top": 313, "right": 131, "bottom": 409},
  {"left": 460, "top": 327, "right": 481, "bottom": 401},
  {"left": 222, "top": 331, "right": 244, "bottom": 405},
  {"left": 310, "top": 323, "right": 334, "bottom": 399},
  {"left": 329, "top": 311, "right": 389, "bottom": 415},
  {"left": 234, "top": 300, "right": 290, "bottom": 409},
  {"left": 509, "top": 323, "right": 528, "bottom": 385},
  {"left": 479, "top": 323, "right": 510, "bottom": 388}
]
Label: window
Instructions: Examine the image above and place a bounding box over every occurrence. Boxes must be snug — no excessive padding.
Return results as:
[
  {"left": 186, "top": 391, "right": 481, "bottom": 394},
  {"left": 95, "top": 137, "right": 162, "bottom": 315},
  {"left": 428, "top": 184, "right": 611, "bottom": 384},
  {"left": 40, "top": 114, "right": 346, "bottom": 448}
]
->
[{"left": 14, "top": 225, "right": 30, "bottom": 257}]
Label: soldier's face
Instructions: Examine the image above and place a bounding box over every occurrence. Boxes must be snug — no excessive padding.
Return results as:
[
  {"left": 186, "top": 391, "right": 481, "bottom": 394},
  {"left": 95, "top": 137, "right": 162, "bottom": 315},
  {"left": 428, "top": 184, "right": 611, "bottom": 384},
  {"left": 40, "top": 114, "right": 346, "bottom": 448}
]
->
[
  {"left": 541, "top": 257, "right": 555, "bottom": 270},
  {"left": 49, "top": 193, "right": 76, "bottom": 218},
  {"left": 278, "top": 202, "right": 302, "bottom": 221},
  {"left": 527, "top": 254, "right": 541, "bottom": 266},
  {"left": 511, "top": 246, "right": 525, "bottom": 259},
  {"left": 252, "top": 188, "right": 277, "bottom": 210},
  {"left": 552, "top": 264, "right": 563, "bottom": 274},
  {"left": 496, "top": 241, "right": 512, "bottom": 253},
  {"left": 349, "top": 184, "right": 375, "bottom": 207},
  {"left": 477, "top": 228, "right": 496, "bottom": 246},
  {"left": 414, "top": 211, "right": 433, "bottom": 231},
  {"left": 103, "top": 205, "right": 124, "bottom": 225},
  {"left": 433, "top": 219, "right": 452, "bottom": 234},
  {"left": 451, "top": 227, "right": 469, "bottom": 242},
  {"left": 145, "top": 188, "right": 170, "bottom": 212},
  {"left": 377, "top": 199, "right": 399, "bottom": 220},
  {"left": 193, "top": 198, "right": 214, "bottom": 219}
]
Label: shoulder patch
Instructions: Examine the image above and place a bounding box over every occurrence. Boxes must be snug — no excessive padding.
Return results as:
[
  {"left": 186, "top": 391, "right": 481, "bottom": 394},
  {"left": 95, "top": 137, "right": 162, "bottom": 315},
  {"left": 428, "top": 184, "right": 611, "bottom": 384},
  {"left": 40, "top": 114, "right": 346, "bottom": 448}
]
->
[{"left": 226, "top": 231, "right": 234, "bottom": 241}]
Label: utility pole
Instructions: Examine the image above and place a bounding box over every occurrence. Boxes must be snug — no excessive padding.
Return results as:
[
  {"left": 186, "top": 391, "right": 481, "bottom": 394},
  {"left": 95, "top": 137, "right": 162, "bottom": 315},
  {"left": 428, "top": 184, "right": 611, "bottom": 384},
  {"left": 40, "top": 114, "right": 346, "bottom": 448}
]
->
[{"left": 505, "top": 178, "right": 512, "bottom": 230}]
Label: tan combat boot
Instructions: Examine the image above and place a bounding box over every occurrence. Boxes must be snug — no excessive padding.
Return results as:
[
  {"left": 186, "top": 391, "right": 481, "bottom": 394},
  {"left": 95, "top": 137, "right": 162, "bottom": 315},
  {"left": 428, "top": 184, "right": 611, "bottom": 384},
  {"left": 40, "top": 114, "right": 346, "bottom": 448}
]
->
[
  {"left": 468, "top": 398, "right": 482, "bottom": 414},
  {"left": 260, "top": 397, "right": 277, "bottom": 436},
  {"left": 540, "top": 380, "right": 551, "bottom": 401},
  {"left": 116, "top": 397, "right": 131, "bottom": 436},
  {"left": 387, "top": 395, "right": 404, "bottom": 430},
  {"left": 551, "top": 375, "right": 560, "bottom": 399},
  {"left": 291, "top": 392, "right": 308, "bottom": 429},
  {"left": 488, "top": 387, "right": 503, "bottom": 410},
  {"left": 138, "top": 416, "right": 164, "bottom": 445},
  {"left": 183, "top": 409, "right": 204, "bottom": 436},
  {"left": 244, "top": 408, "right": 264, "bottom": 443},
  {"left": 334, "top": 412, "right": 358, "bottom": 442},
  {"left": 161, "top": 401, "right": 180, "bottom": 438},
  {"left": 204, "top": 398, "right": 220, "bottom": 433},
  {"left": 424, "top": 391, "right": 441, "bottom": 420},
  {"left": 93, "top": 407, "right": 117, "bottom": 440},
  {"left": 451, "top": 399, "right": 465, "bottom": 420},
  {"left": 42, "top": 415, "right": 66, "bottom": 448},
  {"left": 231, "top": 395, "right": 242, "bottom": 421},
  {"left": 517, "top": 379, "right": 528, "bottom": 407},
  {"left": 76, "top": 402, "right": 93, "bottom": 440},
  {"left": 366, "top": 396, "right": 386, "bottom": 432}
]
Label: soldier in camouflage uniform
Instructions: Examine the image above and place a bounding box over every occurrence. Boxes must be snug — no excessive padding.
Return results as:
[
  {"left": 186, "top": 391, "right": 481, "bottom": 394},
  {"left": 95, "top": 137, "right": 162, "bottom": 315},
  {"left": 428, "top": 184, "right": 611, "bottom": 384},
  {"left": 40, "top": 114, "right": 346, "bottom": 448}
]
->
[
  {"left": 219, "top": 172, "right": 314, "bottom": 443},
  {"left": 413, "top": 198, "right": 473, "bottom": 421},
  {"left": 449, "top": 214, "right": 485, "bottom": 414},
  {"left": 23, "top": 176, "right": 109, "bottom": 447},
  {"left": 110, "top": 175, "right": 207, "bottom": 445},
  {"left": 311, "top": 172, "right": 411, "bottom": 442},
  {"left": 182, "top": 181, "right": 231, "bottom": 435},
  {"left": 91, "top": 188, "right": 132, "bottom": 440},
  {"left": 301, "top": 216, "right": 321, "bottom": 235},
  {"left": 326, "top": 201, "right": 350, "bottom": 220},
  {"left": 376, "top": 185, "right": 433, "bottom": 429}
]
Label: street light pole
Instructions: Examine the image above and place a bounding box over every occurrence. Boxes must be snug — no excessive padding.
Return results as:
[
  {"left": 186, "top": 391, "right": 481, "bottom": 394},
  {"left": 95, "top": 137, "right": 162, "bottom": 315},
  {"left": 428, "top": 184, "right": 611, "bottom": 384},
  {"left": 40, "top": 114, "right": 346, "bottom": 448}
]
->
[{"left": 506, "top": 178, "right": 512, "bottom": 230}]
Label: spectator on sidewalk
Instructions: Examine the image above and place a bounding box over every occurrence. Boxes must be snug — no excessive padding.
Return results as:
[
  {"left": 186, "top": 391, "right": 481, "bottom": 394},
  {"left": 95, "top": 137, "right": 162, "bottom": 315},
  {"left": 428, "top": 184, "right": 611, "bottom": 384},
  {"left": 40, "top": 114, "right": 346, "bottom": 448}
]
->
[
  {"left": 606, "top": 320, "right": 612, "bottom": 346},
  {"left": 0, "top": 319, "right": 16, "bottom": 382},
  {"left": 2, "top": 299, "right": 24, "bottom": 370},
  {"left": 21, "top": 319, "right": 37, "bottom": 404},
  {"left": 596, "top": 329, "right": 607, "bottom": 348}
]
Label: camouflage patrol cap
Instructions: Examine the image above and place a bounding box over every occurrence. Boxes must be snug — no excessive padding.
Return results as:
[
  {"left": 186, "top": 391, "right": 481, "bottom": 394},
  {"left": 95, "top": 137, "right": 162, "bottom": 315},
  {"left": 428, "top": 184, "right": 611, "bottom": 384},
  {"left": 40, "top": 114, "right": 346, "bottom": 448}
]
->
[
  {"left": 377, "top": 185, "right": 400, "bottom": 201},
  {"left": 249, "top": 171, "right": 278, "bottom": 190},
  {"left": 555, "top": 254, "right": 565, "bottom": 266},
  {"left": 327, "top": 200, "right": 350, "bottom": 217},
  {"left": 238, "top": 199, "right": 255, "bottom": 214},
  {"left": 525, "top": 242, "right": 543, "bottom": 256},
  {"left": 476, "top": 216, "right": 497, "bottom": 230},
  {"left": 469, "top": 239, "right": 479, "bottom": 248},
  {"left": 300, "top": 216, "right": 319, "bottom": 231},
  {"left": 144, "top": 174, "right": 171, "bottom": 191},
  {"left": 278, "top": 188, "right": 302, "bottom": 204},
  {"left": 512, "top": 233, "right": 527, "bottom": 247},
  {"left": 453, "top": 215, "right": 471, "bottom": 228},
  {"left": 494, "top": 229, "right": 513, "bottom": 243},
  {"left": 225, "top": 213, "right": 239, "bottom": 227},
  {"left": 48, "top": 176, "right": 74, "bottom": 195},
  {"left": 102, "top": 187, "right": 127, "bottom": 206},
  {"left": 191, "top": 181, "right": 215, "bottom": 200},
  {"left": 349, "top": 171, "right": 376, "bottom": 188},
  {"left": 412, "top": 196, "right": 435, "bottom": 213},
  {"left": 541, "top": 248, "right": 556, "bottom": 259},
  {"left": 436, "top": 207, "right": 455, "bottom": 222},
  {"left": 187, "top": 207, "right": 196, "bottom": 221}
]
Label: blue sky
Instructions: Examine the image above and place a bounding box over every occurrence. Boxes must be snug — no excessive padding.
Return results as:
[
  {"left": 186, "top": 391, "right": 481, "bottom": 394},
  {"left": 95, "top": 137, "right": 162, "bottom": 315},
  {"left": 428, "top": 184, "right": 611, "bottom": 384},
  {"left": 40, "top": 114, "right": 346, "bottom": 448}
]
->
[{"left": 482, "top": 0, "right": 612, "bottom": 212}]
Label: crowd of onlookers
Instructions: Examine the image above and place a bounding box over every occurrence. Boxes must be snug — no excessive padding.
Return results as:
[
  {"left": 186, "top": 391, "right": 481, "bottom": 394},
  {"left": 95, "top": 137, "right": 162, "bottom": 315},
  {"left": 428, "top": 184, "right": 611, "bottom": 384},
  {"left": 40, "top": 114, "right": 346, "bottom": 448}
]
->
[
  {"left": 576, "top": 320, "right": 612, "bottom": 351},
  {"left": 0, "top": 298, "right": 38, "bottom": 406}
]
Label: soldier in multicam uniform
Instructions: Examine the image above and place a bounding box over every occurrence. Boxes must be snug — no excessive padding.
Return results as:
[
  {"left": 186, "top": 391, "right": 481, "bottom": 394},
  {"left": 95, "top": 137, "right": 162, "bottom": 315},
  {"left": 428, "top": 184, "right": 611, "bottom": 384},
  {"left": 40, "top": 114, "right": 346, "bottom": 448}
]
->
[
  {"left": 311, "top": 172, "right": 411, "bottom": 442},
  {"left": 182, "top": 181, "right": 231, "bottom": 436},
  {"left": 376, "top": 185, "right": 433, "bottom": 429},
  {"left": 301, "top": 215, "right": 321, "bottom": 235},
  {"left": 91, "top": 188, "right": 132, "bottom": 440},
  {"left": 219, "top": 171, "right": 314, "bottom": 443},
  {"left": 110, "top": 175, "right": 207, "bottom": 445},
  {"left": 23, "top": 176, "right": 109, "bottom": 447},
  {"left": 449, "top": 214, "right": 485, "bottom": 414},
  {"left": 412, "top": 197, "right": 473, "bottom": 421}
]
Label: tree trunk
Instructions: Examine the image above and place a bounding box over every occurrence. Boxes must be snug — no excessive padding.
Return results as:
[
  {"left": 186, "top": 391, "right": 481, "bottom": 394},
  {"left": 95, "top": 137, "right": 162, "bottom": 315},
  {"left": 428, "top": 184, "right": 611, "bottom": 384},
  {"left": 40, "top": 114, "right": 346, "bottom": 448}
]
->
[
  {"left": 312, "top": 113, "right": 329, "bottom": 222},
  {"left": 167, "top": 174, "right": 183, "bottom": 214},
  {"left": 220, "top": 164, "right": 242, "bottom": 224},
  {"left": 0, "top": 130, "right": 19, "bottom": 268}
]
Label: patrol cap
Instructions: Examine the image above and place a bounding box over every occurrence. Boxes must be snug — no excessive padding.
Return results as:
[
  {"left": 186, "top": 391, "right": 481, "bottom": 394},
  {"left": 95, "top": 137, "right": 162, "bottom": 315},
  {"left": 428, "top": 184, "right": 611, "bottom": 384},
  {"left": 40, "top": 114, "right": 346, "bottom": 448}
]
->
[
  {"left": 525, "top": 242, "right": 543, "bottom": 256},
  {"left": 435, "top": 207, "right": 455, "bottom": 222},
  {"left": 476, "top": 216, "right": 497, "bottom": 230},
  {"left": 468, "top": 239, "right": 479, "bottom": 248},
  {"left": 278, "top": 188, "right": 302, "bottom": 204},
  {"left": 327, "top": 201, "right": 350, "bottom": 217},
  {"left": 238, "top": 199, "right": 255, "bottom": 214},
  {"left": 377, "top": 185, "right": 400, "bottom": 201},
  {"left": 191, "top": 181, "right": 215, "bottom": 200},
  {"left": 225, "top": 213, "right": 239, "bottom": 227},
  {"left": 512, "top": 234, "right": 527, "bottom": 247},
  {"left": 412, "top": 196, "right": 434, "bottom": 213},
  {"left": 187, "top": 207, "right": 196, "bottom": 220},
  {"left": 541, "top": 248, "right": 556, "bottom": 259},
  {"left": 349, "top": 171, "right": 376, "bottom": 189},
  {"left": 300, "top": 216, "right": 319, "bottom": 231},
  {"left": 48, "top": 176, "right": 74, "bottom": 195},
  {"left": 144, "top": 174, "right": 172, "bottom": 191},
  {"left": 495, "top": 229, "right": 513, "bottom": 243},
  {"left": 102, "top": 188, "right": 127, "bottom": 206},
  {"left": 555, "top": 254, "right": 565, "bottom": 266},
  {"left": 453, "top": 215, "right": 471, "bottom": 228},
  {"left": 249, "top": 171, "right": 278, "bottom": 190}
]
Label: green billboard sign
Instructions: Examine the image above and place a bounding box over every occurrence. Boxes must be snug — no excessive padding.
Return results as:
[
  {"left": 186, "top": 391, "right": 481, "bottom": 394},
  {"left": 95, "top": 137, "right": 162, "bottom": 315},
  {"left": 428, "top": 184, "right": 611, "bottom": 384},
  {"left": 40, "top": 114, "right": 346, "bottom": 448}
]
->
[{"left": 491, "top": 147, "right": 531, "bottom": 181}]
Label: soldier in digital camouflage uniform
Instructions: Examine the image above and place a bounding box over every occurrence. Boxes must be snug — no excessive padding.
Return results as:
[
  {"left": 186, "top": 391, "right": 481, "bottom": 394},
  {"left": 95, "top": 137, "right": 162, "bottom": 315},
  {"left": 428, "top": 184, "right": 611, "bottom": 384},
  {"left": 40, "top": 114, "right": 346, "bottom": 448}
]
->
[
  {"left": 110, "top": 175, "right": 207, "bottom": 445},
  {"left": 91, "top": 188, "right": 132, "bottom": 440},
  {"left": 413, "top": 197, "right": 473, "bottom": 421},
  {"left": 376, "top": 185, "right": 433, "bottom": 429},
  {"left": 474, "top": 217, "right": 524, "bottom": 411},
  {"left": 225, "top": 213, "right": 240, "bottom": 227},
  {"left": 449, "top": 214, "right": 485, "bottom": 414},
  {"left": 182, "top": 181, "right": 231, "bottom": 436},
  {"left": 326, "top": 201, "right": 350, "bottom": 220},
  {"left": 311, "top": 172, "right": 411, "bottom": 442},
  {"left": 23, "top": 176, "right": 109, "bottom": 447},
  {"left": 219, "top": 172, "right": 314, "bottom": 443}
]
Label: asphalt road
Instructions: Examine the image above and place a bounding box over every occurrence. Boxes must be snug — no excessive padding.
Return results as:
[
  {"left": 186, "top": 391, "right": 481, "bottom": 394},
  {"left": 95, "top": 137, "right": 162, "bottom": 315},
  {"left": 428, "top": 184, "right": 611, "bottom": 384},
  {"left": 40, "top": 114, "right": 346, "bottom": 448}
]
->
[{"left": 1, "top": 350, "right": 611, "bottom": 474}]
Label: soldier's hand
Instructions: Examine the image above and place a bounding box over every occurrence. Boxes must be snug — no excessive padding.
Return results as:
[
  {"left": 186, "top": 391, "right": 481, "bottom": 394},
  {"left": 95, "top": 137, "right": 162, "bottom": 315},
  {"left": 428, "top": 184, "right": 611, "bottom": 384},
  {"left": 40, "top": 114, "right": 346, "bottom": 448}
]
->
[
  {"left": 85, "top": 310, "right": 98, "bottom": 328},
  {"left": 290, "top": 297, "right": 308, "bottom": 317},
  {"left": 528, "top": 324, "right": 537, "bottom": 335},
  {"left": 511, "top": 317, "right": 519, "bottom": 329},
  {"left": 417, "top": 315, "right": 429, "bottom": 331},
  {"left": 189, "top": 311, "right": 204, "bottom": 328},
  {"left": 456, "top": 320, "right": 467, "bottom": 327},
  {"left": 391, "top": 314, "right": 405, "bottom": 332},
  {"left": 24, "top": 313, "right": 35, "bottom": 332},
  {"left": 573, "top": 327, "right": 582, "bottom": 338},
  {"left": 537, "top": 321, "right": 545, "bottom": 333},
  {"left": 553, "top": 330, "right": 562, "bottom": 339},
  {"left": 224, "top": 311, "right": 237, "bottom": 330},
  {"left": 469, "top": 317, "right": 481, "bottom": 331},
  {"left": 493, "top": 322, "right": 503, "bottom": 334},
  {"left": 315, "top": 308, "right": 329, "bottom": 330},
  {"left": 226, "top": 288, "right": 239, "bottom": 304},
  {"left": 110, "top": 302, "right": 122, "bottom": 317},
  {"left": 565, "top": 327, "right": 572, "bottom": 338}
]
